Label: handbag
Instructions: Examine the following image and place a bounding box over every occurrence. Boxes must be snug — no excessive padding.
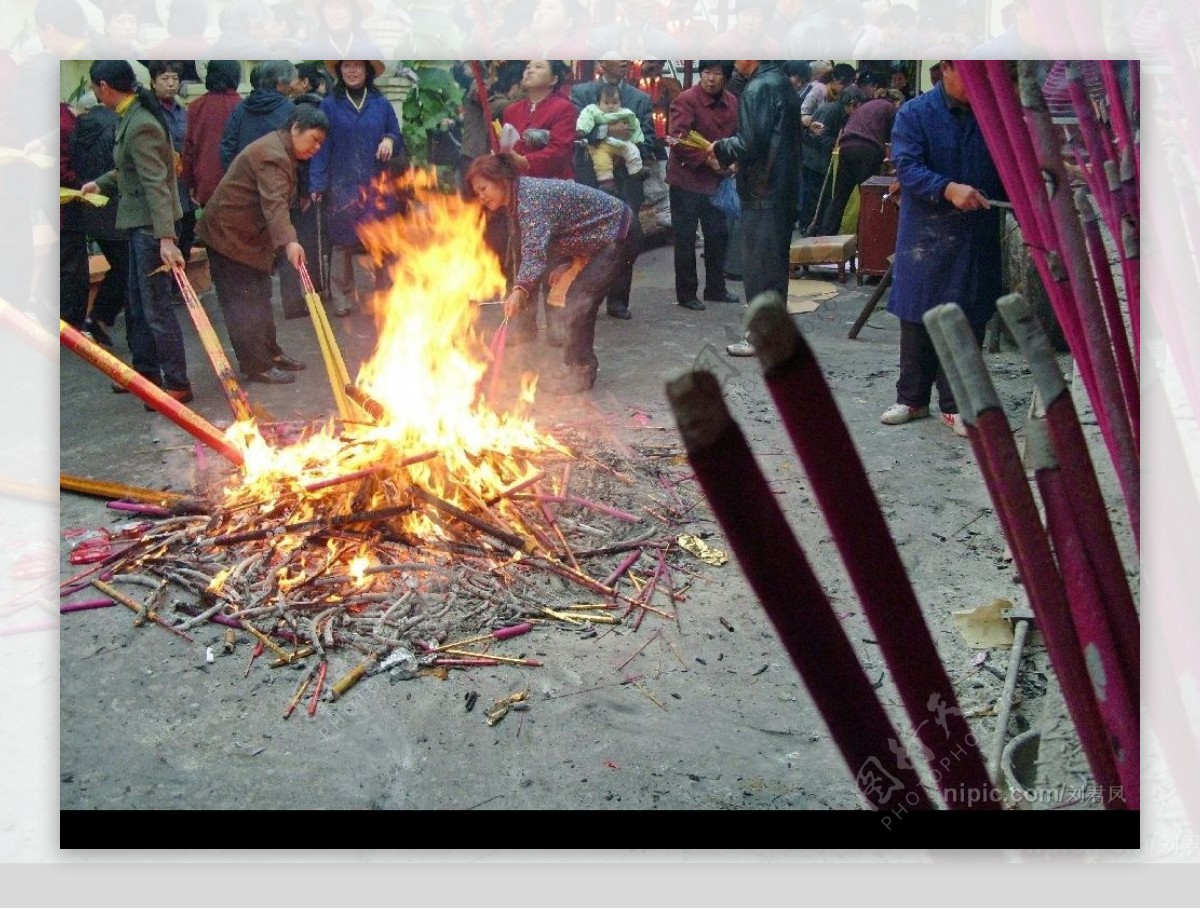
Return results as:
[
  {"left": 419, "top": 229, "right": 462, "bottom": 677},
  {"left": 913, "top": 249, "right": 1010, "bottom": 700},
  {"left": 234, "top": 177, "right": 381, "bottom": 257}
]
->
[{"left": 712, "top": 175, "right": 740, "bottom": 219}]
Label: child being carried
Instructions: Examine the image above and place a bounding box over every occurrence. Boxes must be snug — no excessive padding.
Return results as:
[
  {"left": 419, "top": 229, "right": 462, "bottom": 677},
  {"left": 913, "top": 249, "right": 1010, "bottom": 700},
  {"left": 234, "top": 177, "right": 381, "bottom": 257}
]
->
[{"left": 576, "top": 83, "right": 645, "bottom": 191}]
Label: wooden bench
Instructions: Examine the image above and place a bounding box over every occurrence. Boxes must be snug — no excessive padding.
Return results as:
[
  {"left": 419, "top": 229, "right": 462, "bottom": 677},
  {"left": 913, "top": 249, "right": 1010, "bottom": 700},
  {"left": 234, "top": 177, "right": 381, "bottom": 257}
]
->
[{"left": 789, "top": 234, "right": 858, "bottom": 284}]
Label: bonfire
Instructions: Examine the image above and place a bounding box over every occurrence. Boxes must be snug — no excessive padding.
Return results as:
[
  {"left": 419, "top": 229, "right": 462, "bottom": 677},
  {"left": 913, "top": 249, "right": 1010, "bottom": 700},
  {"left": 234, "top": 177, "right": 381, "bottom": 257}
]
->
[{"left": 62, "top": 171, "right": 698, "bottom": 712}]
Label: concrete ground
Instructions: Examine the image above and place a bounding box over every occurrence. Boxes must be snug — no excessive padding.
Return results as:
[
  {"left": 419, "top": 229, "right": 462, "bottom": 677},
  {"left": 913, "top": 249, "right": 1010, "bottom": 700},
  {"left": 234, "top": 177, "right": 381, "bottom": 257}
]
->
[{"left": 58, "top": 236, "right": 1132, "bottom": 820}]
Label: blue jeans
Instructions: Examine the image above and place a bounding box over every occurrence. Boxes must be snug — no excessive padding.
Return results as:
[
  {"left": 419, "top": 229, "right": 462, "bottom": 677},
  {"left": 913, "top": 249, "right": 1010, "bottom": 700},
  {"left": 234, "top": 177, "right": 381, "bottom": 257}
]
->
[{"left": 128, "top": 226, "right": 189, "bottom": 390}]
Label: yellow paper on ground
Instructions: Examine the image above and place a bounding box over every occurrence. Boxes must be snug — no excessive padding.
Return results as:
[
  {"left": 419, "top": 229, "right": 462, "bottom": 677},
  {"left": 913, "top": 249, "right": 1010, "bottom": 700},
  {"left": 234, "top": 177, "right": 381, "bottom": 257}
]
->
[
  {"left": 786, "top": 278, "right": 837, "bottom": 314},
  {"left": 677, "top": 534, "right": 728, "bottom": 566},
  {"left": 952, "top": 598, "right": 1015, "bottom": 648}
]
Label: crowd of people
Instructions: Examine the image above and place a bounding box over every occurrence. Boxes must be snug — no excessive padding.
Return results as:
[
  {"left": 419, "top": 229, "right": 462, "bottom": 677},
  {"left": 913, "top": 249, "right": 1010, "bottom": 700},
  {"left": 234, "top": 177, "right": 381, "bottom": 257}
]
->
[
  {"left": 62, "top": 54, "right": 403, "bottom": 400},
  {"left": 25, "top": 0, "right": 1012, "bottom": 64},
  {"left": 60, "top": 47, "right": 1001, "bottom": 424}
]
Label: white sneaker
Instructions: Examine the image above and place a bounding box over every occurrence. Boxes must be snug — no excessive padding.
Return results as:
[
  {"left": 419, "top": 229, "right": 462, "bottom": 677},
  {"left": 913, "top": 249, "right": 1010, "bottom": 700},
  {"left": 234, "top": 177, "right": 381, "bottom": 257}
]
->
[
  {"left": 940, "top": 412, "right": 968, "bottom": 437},
  {"left": 880, "top": 403, "right": 930, "bottom": 425},
  {"left": 726, "top": 340, "right": 756, "bottom": 357}
]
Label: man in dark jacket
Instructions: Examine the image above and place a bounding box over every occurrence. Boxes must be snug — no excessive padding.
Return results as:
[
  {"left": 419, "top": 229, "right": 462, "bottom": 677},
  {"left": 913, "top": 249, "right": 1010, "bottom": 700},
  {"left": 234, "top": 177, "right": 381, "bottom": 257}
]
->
[
  {"left": 708, "top": 60, "right": 801, "bottom": 356},
  {"left": 218, "top": 59, "right": 297, "bottom": 170}
]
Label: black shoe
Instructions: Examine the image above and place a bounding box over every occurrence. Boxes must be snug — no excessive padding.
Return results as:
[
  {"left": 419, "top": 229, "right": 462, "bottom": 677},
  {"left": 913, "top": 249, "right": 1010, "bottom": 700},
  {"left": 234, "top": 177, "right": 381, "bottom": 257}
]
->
[
  {"left": 272, "top": 353, "right": 306, "bottom": 371},
  {"left": 677, "top": 299, "right": 706, "bottom": 311},
  {"left": 245, "top": 367, "right": 296, "bottom": 385},
  {"left": 84, "top": 318, "right": 114, "bottom": 347},
  {"left": 606, "top": 306, "right": 632, "bottom": 320},
  {"left": 703, "top": 289, "right": 740, "bottom": 304}
]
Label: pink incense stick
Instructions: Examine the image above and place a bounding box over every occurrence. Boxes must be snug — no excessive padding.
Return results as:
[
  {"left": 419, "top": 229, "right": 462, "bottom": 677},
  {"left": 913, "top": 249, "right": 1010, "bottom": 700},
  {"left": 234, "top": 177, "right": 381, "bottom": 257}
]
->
[
  {"left": 747, "top": 296, "right": 999, "bottom": 809},
  {"left": 1019, "top": 64, "right": 1140, "bottom": 545},
  {"left": 1027, "top": 420, "right": 1140, "bottom": 805},
  {"left": 926, "top": 304, "right": 1126, "bottom": 806},
  {"left": 486, "top": 315, "right": 510, "bottom": 401},
  {"left": 60, "top": 599, "right": 116, "bottom": 613},
  {"left": 667, "top": 370, "right": 933, "bottom": 811},
  {"left": 997, "top": 293, "right": 1140, "bottom": 679}
]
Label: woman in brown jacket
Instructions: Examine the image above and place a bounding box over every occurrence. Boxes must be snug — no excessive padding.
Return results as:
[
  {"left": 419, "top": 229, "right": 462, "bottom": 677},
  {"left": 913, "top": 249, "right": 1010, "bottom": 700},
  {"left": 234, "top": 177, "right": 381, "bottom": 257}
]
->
[{"left": 197, "top": 105, "right": 329, "bottom": 384}]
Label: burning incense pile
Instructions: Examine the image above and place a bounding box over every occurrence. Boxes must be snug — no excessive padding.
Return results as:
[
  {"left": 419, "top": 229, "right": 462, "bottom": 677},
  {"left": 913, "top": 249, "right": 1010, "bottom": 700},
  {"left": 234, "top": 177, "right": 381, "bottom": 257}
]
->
[
  {"left": 62, "top": 172, "right": 700, "bottom": 710},
  {"left": 66, "top": 430, "right": 693, "bottom": 690}
]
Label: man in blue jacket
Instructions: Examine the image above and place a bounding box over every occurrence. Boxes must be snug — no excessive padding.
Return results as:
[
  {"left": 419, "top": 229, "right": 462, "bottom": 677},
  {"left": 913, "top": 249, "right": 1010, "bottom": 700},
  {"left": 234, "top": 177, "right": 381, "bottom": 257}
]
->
[
  {"left": 219, "top": 60, "right": 297, "bottom": 170},
  {"left": 879, "top": 59, "right": 1004, "bottom": 438}
]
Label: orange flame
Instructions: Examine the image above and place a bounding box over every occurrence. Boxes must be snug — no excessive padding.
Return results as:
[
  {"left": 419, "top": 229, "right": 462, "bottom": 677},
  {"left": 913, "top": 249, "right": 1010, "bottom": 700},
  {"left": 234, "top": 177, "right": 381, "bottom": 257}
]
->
[{"left": 217, "top": 170, "right": 565, "bottom": 542}]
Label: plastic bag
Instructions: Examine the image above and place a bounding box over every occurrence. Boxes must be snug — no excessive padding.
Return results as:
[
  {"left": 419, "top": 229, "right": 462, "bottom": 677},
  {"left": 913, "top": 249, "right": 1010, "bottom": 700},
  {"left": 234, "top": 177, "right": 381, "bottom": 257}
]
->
[
  {"left": 498, "top": 123, "right": 521, "bottom": 153},
  {"left": 712, "top": 176, "right": 740, "bottom": 220}
]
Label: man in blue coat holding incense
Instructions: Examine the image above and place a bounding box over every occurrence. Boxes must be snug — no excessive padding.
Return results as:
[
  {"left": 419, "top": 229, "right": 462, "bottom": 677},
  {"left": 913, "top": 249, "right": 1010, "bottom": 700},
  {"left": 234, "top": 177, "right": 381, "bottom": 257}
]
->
[{"left": 880, "top": 59, "right": 1004, "bottom": 438}]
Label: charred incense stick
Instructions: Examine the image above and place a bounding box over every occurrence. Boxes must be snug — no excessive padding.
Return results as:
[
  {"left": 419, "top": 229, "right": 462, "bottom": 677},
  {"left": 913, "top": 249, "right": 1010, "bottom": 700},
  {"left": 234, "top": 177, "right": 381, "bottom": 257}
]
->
[
  {"left": 746, "top": 293, "right": 999, "bottom": 809},
  {"left": 434, "top": 622, "right": 533, "bottom": 652},
  {"left": 307, "top": 661, "right": 328, "bottom": 715},
  {"left": 926, "top": 304, "right": 1126, "bottom": 807},
  {"left": 617, "top": 629, "right": 661, "bottom": 671},
  {"left": 344, "top": 384, "right": 386, "bottom": 422},
  {"left": 212, "top": 504, "right": 411, "bottom": 546},
  {"left": 330, "top": 653, "right": 378, "bottom": 701},
  {"left": 440, "top": 648, "right": 541, "bottom": 667},
  {"left": 284, "top": 665, "right": 318, "bottom": 718},
  {"left": 240, "top": 621, "right": 291, "bottom": 660},
  {"left": 106, "top": 500, "right": 174, "bottom": 518},
  {"left": 526, "top": 494, "right": 644, "bottom": 524},
  {"left": 90, "top": 579, "right": 195, "bottom": 642},
  {"left": 484, "top": 470, "right": 545, "bottom": 506},
  {"left": 669, "top": 369, "right": 933, "bottom": 810},
  {"left": 411, "top": 486, "right": 533, "bottom": 552},
  {"left": 60, "top": 474, "right": 201, "bottom": 511},
  {"left": 302, "top": 464, "right": 385, "bottom": 493}
]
